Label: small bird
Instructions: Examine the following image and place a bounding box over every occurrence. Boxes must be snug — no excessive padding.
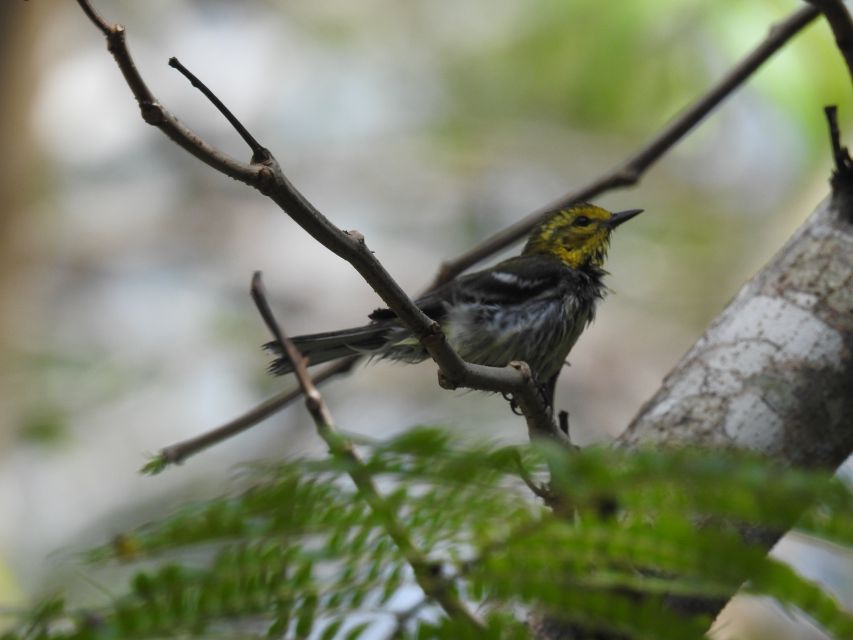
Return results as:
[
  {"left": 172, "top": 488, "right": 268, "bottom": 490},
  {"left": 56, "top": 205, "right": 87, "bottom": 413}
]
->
[{"left": 268, "top": 203, "right": 641, "bottom": 400}]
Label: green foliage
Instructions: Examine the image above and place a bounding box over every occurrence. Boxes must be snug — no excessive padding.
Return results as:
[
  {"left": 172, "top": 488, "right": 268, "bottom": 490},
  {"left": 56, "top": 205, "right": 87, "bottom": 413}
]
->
[
  {"left": 17, "top": 405, "right": 70, "bottom": 447},
  {"left": 437, "top": 0, "right": 851, "bottom": 146},
  {"left": 6, "top": 428, "right": 853, "bottom": 639}
]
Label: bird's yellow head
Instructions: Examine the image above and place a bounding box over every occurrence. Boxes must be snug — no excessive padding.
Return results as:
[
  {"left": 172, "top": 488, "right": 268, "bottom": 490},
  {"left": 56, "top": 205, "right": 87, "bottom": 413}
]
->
[{"left": 522, "top": 203, "right": 642, "bottom": 268}]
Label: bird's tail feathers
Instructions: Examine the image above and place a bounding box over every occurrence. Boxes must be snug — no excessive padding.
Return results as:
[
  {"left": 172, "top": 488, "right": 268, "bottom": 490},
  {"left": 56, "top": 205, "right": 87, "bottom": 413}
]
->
[{"left": 265, "top": 324, "right": 388, "bottom": 375}]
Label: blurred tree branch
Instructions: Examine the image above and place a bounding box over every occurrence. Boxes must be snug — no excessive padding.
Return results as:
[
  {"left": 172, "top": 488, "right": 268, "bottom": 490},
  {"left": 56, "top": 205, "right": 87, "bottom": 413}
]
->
[
  {"left": 76, "top": 0, "right": 565, "bottom": 467},
  {"left": 806, "top": 0, "right": 853, "bottom": 83}
]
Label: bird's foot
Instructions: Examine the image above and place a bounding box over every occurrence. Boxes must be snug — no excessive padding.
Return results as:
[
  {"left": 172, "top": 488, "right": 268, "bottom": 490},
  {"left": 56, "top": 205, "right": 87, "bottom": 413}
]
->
[
  {"left": 501, "top": 392, "right": 524, "bottom": 416},
  {"left": 502, "top": 392, "right": 525, "bottom": 416}
]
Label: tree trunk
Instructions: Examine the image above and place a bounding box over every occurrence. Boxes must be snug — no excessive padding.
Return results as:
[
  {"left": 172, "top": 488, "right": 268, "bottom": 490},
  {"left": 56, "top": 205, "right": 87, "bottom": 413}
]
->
[
  {"left": 619, "top": 184, "right": 853, "bottom": 469},
  {"left": 534, "top": 156, "right": 853, "bottom": 640}
]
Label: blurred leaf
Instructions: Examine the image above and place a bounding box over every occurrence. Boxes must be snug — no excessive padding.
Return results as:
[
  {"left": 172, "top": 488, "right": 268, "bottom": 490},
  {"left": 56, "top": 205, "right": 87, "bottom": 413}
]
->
[{"left": 17, "top": 405, "right": 70, "bottom": 446}]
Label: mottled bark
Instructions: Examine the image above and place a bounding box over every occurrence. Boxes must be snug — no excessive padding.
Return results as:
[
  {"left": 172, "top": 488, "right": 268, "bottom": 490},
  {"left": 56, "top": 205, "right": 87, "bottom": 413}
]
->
[{"left": 619, "top": 187, "right": 853, "bottom": 469}]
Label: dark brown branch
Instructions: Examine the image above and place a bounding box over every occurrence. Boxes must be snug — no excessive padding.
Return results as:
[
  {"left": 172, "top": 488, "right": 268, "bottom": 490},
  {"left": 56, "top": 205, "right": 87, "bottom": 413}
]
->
[
  {"left": 75, "top": 0, "right": 110, "bottom": 36},
  {"left": 75, "top": 0, "right": 261, "bottom": 183},
  {"left": 825, "top": 105, "right": 853, "bottom": 181},
  {"left": 249, "top": 272, "right": 485, "bottom": 631},
  {"left": 429, "top": 5, "right": 820, "bottom": 287},
  {"left": 168, "top": 56, "right": 269, "bottom": 162},
  {"left": 806, "top": 0, "right": 853, "bottom": 83},
  {"left": 825, "top": 104, "right": 853, "bottom": 224},
  {"left": 77, "top": 0, "right": 562, "bottom": 448}
]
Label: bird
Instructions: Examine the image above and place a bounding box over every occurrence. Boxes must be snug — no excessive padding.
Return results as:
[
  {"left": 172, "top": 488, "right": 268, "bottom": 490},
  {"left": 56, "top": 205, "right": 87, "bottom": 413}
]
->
[{"left": 267, "top": 203, "right": 642, "bottom": 402}]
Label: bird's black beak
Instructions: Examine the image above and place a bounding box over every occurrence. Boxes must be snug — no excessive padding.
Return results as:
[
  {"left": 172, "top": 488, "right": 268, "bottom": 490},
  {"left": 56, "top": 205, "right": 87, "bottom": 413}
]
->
[{"left": 608, "top": 208, "right": 644, "bottom": 228}]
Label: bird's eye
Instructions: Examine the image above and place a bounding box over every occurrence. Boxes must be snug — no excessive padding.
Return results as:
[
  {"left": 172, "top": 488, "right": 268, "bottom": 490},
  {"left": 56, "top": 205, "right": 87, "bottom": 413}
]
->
[{"left": 573, "top": 216, "right": 591, "bottom": 227}]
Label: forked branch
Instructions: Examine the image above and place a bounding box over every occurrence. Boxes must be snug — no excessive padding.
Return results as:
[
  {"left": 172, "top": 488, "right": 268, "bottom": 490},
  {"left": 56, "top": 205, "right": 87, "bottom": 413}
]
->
[{"left": 75, "top": 0, "right": 564, "bottom": 465}]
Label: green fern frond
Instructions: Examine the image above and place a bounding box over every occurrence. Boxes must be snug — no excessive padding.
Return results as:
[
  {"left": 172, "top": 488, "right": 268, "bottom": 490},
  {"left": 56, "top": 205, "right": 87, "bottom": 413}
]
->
[{"left": 7, "top": 427, "right": 853, "bottom": 639}]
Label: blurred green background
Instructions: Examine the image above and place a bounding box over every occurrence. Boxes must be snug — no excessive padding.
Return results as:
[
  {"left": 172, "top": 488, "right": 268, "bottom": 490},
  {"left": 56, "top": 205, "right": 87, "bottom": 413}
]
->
[{"left": 0, "top": 1, "right": 850, "bottom": 637}]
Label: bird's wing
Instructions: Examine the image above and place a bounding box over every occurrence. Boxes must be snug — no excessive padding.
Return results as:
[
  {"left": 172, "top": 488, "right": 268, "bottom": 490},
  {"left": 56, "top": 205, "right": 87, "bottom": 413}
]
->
[
  {"left": 368, "top": 255, "right": 573, "bottom": 323},
  {"left": 449, "top": 255, "right": 572, "bottom": 306}
]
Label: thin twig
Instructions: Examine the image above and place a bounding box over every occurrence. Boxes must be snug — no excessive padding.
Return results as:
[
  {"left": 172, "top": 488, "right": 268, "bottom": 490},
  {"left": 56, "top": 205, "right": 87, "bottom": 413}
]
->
[
  {"left": 168, "top": 56, "right": 270, "bottom": 163},
  {"left": 428, "top": 5, "right": 821, "bottom": 287},
  {"left": 806, "top": 0, "right": 853, "bottom": 84},
  {"left": 75, "top": 0, "right": 110, "bottom": 36},
  {"left": 75, "top": 0, "right": 260, "bottom": 182},
  {"left": 150, "top": 357, "right": 358, "bottom": 469},
  {"left": 77, "top": 0, "right": 563, "bottom": 451},
  {"left": 250, "top": 272, "right": 485, "bottom": 631}
]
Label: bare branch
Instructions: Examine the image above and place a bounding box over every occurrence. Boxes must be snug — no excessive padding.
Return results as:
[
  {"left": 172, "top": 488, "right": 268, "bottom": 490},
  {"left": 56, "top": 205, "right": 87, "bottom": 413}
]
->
[
  {"left": 168, "top": 56, "right": 269, "bottom": 161},
  {"left": 150, "top": 357, "right": 358, "bottom": 470},
  {"left": 825, "top": 105, "right": 853, "bottom": 200},
  {"left": 154, "top": 360, "right": 555, "bottom": 470},
  {"left": 250, "top": 272, "right": 485, "bottom": 631},
  {"left": 76, "top": 0, "right": 261, "bottom": 183},
  {"left": 77, "top": 0, "right": 562, "bottom": 446},
  {"left": 75, "top": 0, "right": 110, "bottom": 36},
  {"left": 806, "top": 0, "right": 853, "bottom": 83},
  {"left": 429, "top": 5, "right": 821, "bottom": 287}
]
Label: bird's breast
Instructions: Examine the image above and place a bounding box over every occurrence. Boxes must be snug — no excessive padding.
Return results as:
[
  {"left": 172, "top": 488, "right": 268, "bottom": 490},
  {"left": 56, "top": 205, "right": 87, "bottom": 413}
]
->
[{"left": 442, "top": 292, "right": 597, "bottom": 381}]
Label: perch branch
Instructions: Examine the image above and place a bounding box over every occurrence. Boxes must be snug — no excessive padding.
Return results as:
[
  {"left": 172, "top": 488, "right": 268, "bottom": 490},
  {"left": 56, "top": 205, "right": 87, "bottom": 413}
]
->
[
  {"left": 429, "top": 4, "right": 820, "bottom": 286},
  {"left": 77, "top": 0, "right": 563, "bottom": 460},
  {"left": 250, "top": 272, "right": 485, "bottom": 631}
]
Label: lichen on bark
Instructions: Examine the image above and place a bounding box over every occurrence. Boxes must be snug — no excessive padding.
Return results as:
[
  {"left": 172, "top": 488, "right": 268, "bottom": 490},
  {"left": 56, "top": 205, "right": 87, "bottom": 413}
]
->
[{"left": 620, "top": 190, "right": 853, "bottom": 469}]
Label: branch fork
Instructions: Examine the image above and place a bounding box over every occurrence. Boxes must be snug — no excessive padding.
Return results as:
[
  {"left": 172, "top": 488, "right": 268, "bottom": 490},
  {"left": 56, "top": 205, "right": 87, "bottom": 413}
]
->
[{"left": 76, "top": 0, "right": 567, "bottom": 464}]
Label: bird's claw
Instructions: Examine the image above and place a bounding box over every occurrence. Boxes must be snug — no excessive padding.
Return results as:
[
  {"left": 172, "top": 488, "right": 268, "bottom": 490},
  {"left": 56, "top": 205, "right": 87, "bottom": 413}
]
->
[{"left": 502, "top": 392, "right": 524, "bottom": 416}]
